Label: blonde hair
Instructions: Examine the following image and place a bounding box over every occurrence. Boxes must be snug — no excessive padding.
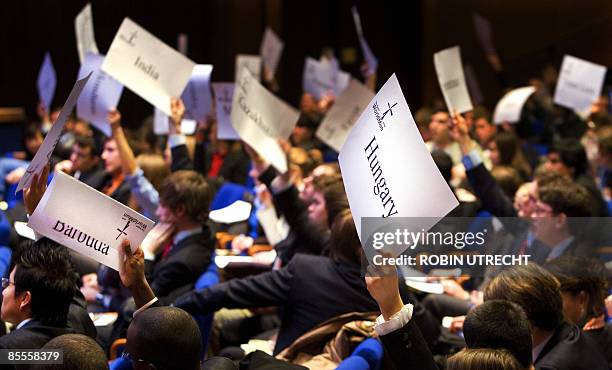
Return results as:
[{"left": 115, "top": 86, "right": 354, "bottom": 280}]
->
[{"left": 447, "top": 348, "right": 527, "bottom": 370}]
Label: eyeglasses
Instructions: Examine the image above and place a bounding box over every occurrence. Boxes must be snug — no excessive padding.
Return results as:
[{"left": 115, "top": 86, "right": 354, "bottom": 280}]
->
[
  {"left": 121, "top": 351, "right": 158, "bottom": 369},
  {"left": 1, "top": 278, "right": 15, "bottom": 289}
]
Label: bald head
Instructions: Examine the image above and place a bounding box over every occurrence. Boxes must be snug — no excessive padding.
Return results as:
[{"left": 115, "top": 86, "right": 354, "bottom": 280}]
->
[{"left": 128, "top": 307, "right": 202, "bottom": 370}]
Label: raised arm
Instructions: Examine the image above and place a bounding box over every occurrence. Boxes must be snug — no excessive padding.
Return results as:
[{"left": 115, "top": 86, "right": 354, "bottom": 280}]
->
[{"left": 108, "top": 109, "right": 138, "bottom": 176}]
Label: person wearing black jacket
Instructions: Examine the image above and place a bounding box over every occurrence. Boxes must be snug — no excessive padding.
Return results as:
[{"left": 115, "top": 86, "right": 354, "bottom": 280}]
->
[{"left": 0, "top": 239, "right": 76, "bottom": 350}]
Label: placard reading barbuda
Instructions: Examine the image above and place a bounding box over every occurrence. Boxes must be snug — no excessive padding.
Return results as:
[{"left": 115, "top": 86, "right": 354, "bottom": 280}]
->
[
  {"left": 28, "top": 171, "right": 154, "bottom": 271},
  {"left": 339, "top": 74, "right": 458, "bottom": 262}
]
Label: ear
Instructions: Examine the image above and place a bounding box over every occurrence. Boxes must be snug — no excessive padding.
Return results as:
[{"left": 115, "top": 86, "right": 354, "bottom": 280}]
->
[
  {"left": 555, "top": 213, "right": 568, "bottom": 229},
  {"left": 174, "top": 205, "right": 186, "bottom": 219},
  {"left": 19, "top": 291, "right": 32, "bottom": 312},
  {"left": 577, "top": 290, "right": 590, "bottom": 307}
]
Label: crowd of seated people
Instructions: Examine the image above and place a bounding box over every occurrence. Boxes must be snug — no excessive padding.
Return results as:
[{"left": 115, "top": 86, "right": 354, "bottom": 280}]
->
[{"left": 0, "top": 35, "right": 611, "bottom": 370}]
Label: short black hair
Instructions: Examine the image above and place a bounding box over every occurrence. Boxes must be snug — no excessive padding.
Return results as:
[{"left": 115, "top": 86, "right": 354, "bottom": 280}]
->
[
  {"left": 549, "top": 138, "right": 588, "bottom": 178},
  {"left": 31, "top": 334, "right": 108, "bottom": 370},
  {"left": 484, "top": 264, "right": 563, "bottom": 332},
  {"left": 464, "top": 300, "right": 533, "bottom": 368},
  {"left": 128, "top": 307, "right": 202, "bottom": 370},
  {"left": 431, "top": 149, "right": 453, "bottom": 183},
  {"left": 74, "top": 135, "right": 100, "bottom": 157},
  {"left": 13, "top": 239, "right": 76, "bottom": 326}
]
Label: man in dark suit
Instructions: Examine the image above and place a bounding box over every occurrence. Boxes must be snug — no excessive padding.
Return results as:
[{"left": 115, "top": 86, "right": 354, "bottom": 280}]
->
[
  {"left": 485, "top": 264, "right": 608, "bottom": 369},
  {"left": 0, "top": 239, "right": 76, "bottom": 349}
]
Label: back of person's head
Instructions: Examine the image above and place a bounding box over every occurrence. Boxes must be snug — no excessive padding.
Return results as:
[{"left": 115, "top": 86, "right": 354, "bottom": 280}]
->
[
  {"left": 484, "top": 264, "right": 563, "bottom": 332},
  {"left": 127, "top": 307, "right": 201, "bottom": 370},
  {"left": 431, "top": 149, "right": 453, "bottom": 184},
  {"left": 11, "top": 239, "right": 75, "bottom": 326},
  {"left": 137, "top": 153, "right": 170, "bottom": 191},
  {"left": 320, "top": 176, "right": 348, "bottom": 229},
  {"left": 159, "top": 170, "right": 211, "bottom": 224},
  {"left": 329, "top": 209, "right": 361, "bottom": 264},
  {"left": 544, "top": 256, "right": 610, "bottom": 322},
  {"left": 549, "top": 138, "right": 588, "bottom": 178},
  {"left": 491, "top": 166, "right": 523, "bottom": 199},
  {"left": 464, "top": 300, "right": 532, "bottom": 368},
  {"left": 30, "top": 334, "right": 107, "bottom": 370},
  {"left": 447, "top": 348, "right": 527, "bottom": 370},
  {"left": 473, "top": 105, "right": 492, "bottom": 123}
]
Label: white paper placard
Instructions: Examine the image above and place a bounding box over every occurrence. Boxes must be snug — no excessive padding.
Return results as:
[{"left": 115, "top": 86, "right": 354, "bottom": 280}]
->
[
  {"left": 433, "top": 46, "right": 473, "bottom": 114},
  {"left": 209, "top": 200, "right": 252, "bottom": 224},
  {"left": 37, "top": 52, "right": 57, "bottom": 113},
  {"left": 74, "top": 3, "right": 99, "bottom": 63},
  {"left": 260, "top": 28, "right": 284, "bottom": 76},
  {"left": 76, "top": 53, "right": 124, "bottom": 137},
  {"left": 231, "top": 68, "right": 299, "bottom": 173},
  {"left": 28, "top": 171, "right": 154, "bottom": 271},
  {"left": 18, "top": 73, "right": 92, "bottom": 193},
  {"left": 256, "top": 206, "right": 290, "bottom": 246},
  {"left": 316, "top": 79, "right": 374, "bottom": 152},
  {"left": 153, "top": 108, "right": 196, "bottom": 135},
  {"left": 338, "top": 74, "right": 458, "bottom": 258},
  {"left": 302, "top": 57, "right": 350, "bottom": 100},
  {"left": 101, "top": 17, "right": 196, "bottom": 116},
  {"left": 235, "top": 55, "right": 261, "bottom": 83},
  {"left": 493, "top": 86, "right": 536, "bottom": 124},
  {"left": 212, "top": 83, "right": 240, "bottom": 140},
  {"left": 553, "top": 55, "right": 607, "bottom": 113},
  {"left": 182, "top": 64, "right": 213, "bottom": 121}
]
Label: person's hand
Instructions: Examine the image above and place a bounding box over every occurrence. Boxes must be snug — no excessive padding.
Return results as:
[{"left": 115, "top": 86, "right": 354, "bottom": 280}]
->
[
  {"left": 54, "top": 160, "right": 73, "bottom": 174},
  {"left": 318, "top": 93, "right": 335, "bottom": 112},
  {"left": 170, "top": 98, "right": 186, "bottom": 134},
  {"left": 107, "top": 108, "right": 122, "bottom": 131},
  {"left": 449, "top": 315, "right": 466, "bottom": 334},
  {"left": 5, "top": 167, "right": 26, "bottom": 184},
  {"left": 441, "top": 279, "right": 470, "bottom": 300},
  {"left": 140, "top": 222, "right": 176, "bottom": 256},
  {"left": 118, "top": 239, "right": 146, "bottom": 289},
  {"left": 365, "top": 262, "right": 404, "bottom": 320},
  {"left": 37, "top": 101, "right": 50, "bottom": 122},
  {"left": 451, "top": 111, "right": 474, "bottom": 154},
  {"left": 231, "top": 235, "right": 254, "bottom": 255},
  {"left": 23, "top": 165, "right": 49, "bottom": 215}
]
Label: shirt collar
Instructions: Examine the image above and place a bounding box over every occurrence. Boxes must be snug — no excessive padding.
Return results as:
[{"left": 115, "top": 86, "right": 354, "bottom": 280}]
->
[
  {"left": 173, "top": 226, "right": 203, "bottom": 246},
  {"left": 546, "top": 236, "right": 575, "bottom": 261},
  {"left": 16, "top": 318, "right": 32, "bottom": 330},
  {"left": 532, "top": 332, "right": 553, "bottom": 363}
]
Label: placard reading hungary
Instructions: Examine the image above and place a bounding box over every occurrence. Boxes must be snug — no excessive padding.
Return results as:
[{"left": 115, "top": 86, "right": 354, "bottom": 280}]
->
[
  {"left": 28, "top": 171, "right": 154, "bottom": 271},
  {"left": 101, "top": 18, "right": 196, "bottom": 116},
  {"left": 231, "top": 68, "right": 299, "bottom": 173},
  {"left": 338, "top": 74, "right": 458, "bottom": 261}
]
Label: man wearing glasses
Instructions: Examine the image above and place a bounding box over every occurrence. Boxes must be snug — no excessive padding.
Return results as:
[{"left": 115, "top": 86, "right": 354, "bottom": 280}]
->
[{"left": 0, "top": 239, "right": 76, "bottom": 349}]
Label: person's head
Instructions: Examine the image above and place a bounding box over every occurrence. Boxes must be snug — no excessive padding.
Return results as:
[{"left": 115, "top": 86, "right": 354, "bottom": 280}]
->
[
  {"left": 31, "top": 334, "right": 108, "bottom": 370},
  {"left": 431, "top": 149, "right": 453, "bottom": 184},
  {"left": 299, "top": 162, "right": 341, "bottom": 203},
  {"left": 545, "top": 139, "right": 588, "bottom": 178},
  {"left": 288, "top": 147, "right": 316, "bottom": 185},
  {"left": 491, "top": 166, "right": 522, "bottom": 199},
  {"left": 70, "top": 136, "right": 100, "bottom": 173},
  {"left": 127, "top": 307, "right": 201, "bottom": 370},
  {"left": 72, "top": 119, "right": 93, "bottom": 137},
  {"left": 484, "top": 264, "right": 564, "bottom": 333},
  {"left": 447, "top": 348, "right": 528, "bottom": 370},
  {"left": 1, "top": 239, "right": 75, "bottom": 326},
  {"left": 137, "top": 153, "right": 170, "bottom": 192},
  {"left": 101, "top": 138, "right": 122, "bottom": 175},
  {"left": 291, "top": 114, "right": 318, "bottom": 146},
  {"left": 428, "top": 109, "right": 451, "bottom": 146},
  {"left": 532, "top": 182, "right": 592, "bottom": 244},
  {"left": 474, "top": 108, "right": 496, "bottom": 147},
  {"left": 307, "top": 174, "right": 343, "bottom": 229},
  {"left": 489, "top": 132, "right": 518, "bottom": 167},
  {"left": 464, "top": 300, "right": 532, "bottom": 368},
  {"left": 544, "top": 256, "right": 609, "bottom": 326},
  {"left": 328, "top": 209, "right": 361, "bottom": 264},
  {"left": 24, "top": 124, "right": 44, "bottom": 156},
  {"left": 414, "top": 107, "right": 433, "bottom": 142},
  {"left": 157, "top": 171, "right": 211, "bottom": 227}
]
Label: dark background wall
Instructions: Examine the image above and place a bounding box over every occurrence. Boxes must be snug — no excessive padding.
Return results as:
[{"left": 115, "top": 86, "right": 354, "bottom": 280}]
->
[{"left": 0, "top": 0, "right": 610, "bottom": 132}]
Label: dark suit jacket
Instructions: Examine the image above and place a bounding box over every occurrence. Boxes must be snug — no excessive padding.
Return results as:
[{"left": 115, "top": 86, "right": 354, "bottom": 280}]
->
[
  {"left": 583, "top": 324, "right": 612, "bottom": 369},
  {"left": 535, "top": 323, "right": 608, "bottom": 370},
  {"left": 145, "top": 225, "right": 215, "bottom": 304},
  {"left": 173, "top": 254, "right": 379, "bottom": 354},
  {"left": 380, "top": 320, "right": 439, "bottom": 370},
  {"left": 0, "top": 320, "right": 73, "bottom": 349},
  {"left": 76, "top": 164, "right": 107, "bottom": 191},
  {"left": 194, "top": 143, "right": 250, "bottom": 185}
]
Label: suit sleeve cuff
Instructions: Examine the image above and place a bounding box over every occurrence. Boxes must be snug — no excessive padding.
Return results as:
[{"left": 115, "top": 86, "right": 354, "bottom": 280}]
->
[
  {"left": 168, "top": 134, "right": 186, "bottom": 148},
  {"left": 462, "top": 149, "right": 483, "bottom": 170},
  {"left": 374, "top": 303, "right": 414, "bottom": 336}
]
